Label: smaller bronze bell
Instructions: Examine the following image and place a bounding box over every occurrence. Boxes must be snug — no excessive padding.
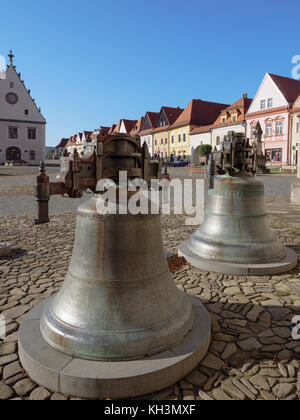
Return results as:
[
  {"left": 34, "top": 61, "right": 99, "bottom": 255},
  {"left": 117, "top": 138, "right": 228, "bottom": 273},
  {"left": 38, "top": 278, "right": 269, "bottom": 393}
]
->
[{"left": 179, "top": 131, "right": 297, "bottom": 275}]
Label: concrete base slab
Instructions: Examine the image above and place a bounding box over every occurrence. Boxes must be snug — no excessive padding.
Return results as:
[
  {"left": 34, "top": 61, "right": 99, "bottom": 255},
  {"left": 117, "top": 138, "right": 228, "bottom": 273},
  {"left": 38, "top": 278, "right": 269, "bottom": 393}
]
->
[
  {"left": 18, "top": 295, "right": 211, "bottom": 400},
  {"left": 178, "top": 241, "right": 298, "bottom": 276},
  {"left": 0, "top": 242, "right": 11, "bottom": 257}
]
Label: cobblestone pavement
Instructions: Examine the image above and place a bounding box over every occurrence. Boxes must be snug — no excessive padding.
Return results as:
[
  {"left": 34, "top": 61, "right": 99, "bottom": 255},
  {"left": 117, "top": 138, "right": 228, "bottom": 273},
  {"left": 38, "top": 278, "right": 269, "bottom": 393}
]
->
[{"left": 0, "top": 211, "right": 300, "bottom": 400}]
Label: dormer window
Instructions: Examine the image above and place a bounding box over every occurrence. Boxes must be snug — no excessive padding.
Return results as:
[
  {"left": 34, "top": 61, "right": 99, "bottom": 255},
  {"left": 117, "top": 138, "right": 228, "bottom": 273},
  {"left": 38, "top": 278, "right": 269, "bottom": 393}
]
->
[
  {"left": 221, "top": 116, "right": 226, "bottom": 124},
  {"left": 231, "top": 114, "right": 237, "bottom": 122}
]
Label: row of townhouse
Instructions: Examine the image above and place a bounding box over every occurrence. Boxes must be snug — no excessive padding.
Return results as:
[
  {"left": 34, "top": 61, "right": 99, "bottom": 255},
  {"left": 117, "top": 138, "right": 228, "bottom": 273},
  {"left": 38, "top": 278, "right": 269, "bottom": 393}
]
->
[{"left": 57, "top": 72, "right": 300, "bottom": 166}]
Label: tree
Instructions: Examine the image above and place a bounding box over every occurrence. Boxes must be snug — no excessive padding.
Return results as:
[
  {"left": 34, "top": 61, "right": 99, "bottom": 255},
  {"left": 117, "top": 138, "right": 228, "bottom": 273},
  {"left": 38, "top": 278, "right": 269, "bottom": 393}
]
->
[
  {"left": 198, "top": 144, "right": 212, "bottom": 156},
  {"left": 47, "top": 150, "right": 54, "bottom": 159}
]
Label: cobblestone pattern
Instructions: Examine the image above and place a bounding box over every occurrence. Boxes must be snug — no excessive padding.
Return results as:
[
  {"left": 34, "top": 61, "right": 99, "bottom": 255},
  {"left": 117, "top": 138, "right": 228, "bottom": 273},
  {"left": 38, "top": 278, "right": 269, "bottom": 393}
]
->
[{"left": 0, "top": 213, "right": 300, "bottom": 400}]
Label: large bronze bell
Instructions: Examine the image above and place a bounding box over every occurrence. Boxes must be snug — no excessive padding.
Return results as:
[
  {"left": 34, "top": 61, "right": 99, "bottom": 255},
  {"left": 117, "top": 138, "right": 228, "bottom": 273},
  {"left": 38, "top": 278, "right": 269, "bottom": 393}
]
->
[
  {"left": 181, "top": 174, "right": 285, "bottom": 263},
  {"left": 179, "top": 131, "right": 297, "bottom": 275},
  {"left": 39, "top": 131, "right": 194, "bottom": 361},
  {"left": 40, "top": 195, "right": 194, "bottom": 361}
]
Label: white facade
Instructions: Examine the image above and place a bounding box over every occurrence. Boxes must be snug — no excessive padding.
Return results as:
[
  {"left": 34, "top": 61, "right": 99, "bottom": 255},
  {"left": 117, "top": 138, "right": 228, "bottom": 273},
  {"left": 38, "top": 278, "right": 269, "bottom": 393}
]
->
[
  {"left": 211, "top": 125, "right": 245, "bottom": 149},
  {"left": 140, "top": 134, "right": 153, "bottom": 156},
  {"left": 190, "top": 131, "right": 211, "bottom": 153},
  {"left": 246, "top": 73, "right": 291, "bottom": 165},
  {"left": 119, "top": 120, "right": 127, "bottom": 133},
  {"left": 0, "top": 58, "right": 46, "bottom": 165},
  {"left": 247, "top": 75, "right": 287, "bottom": 114}
]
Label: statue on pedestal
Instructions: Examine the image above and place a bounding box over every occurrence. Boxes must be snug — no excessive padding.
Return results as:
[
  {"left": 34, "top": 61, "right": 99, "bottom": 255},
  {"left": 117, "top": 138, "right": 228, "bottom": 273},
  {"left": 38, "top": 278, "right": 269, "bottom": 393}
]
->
[{"left": 253, "top": 122, "right": 270, "bottom": 174}]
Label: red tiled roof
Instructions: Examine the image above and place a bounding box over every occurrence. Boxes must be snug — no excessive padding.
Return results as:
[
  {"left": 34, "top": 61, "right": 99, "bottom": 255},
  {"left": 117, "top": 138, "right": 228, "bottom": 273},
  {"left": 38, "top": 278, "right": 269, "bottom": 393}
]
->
[
  {"left": 190, "top": 124, "right": 213, "bottom": 135},
  {"left": 291, "top": 94, "right": 300, "bottom": 113},
  {"left": 147, "top": 112, "right": 159, "bottom": 127},
  {"left": 223, "top": 95, "right": 252, "bottom": 112},
  {"left": 130, "top": 117, "right": 144, "bottom": 134},
  {"left": 66, "top": 137, "right": 74, "bottom": 147},
  {"left": 139, "top": 128, "right": 154, "bottom": 136},
  {"left": 171, "top": 99, "right": 229, "bottom": 129},
  {"left": 56, "top": 138, "right": 69, "bottom": 148},
  {"left": 108, "top": 124, "right": 116, "bottom": 134},
  {"left": 161, "top": 106, "right": 184, "bottom": 125},
  {"left": 113, "top": 120, "right": 122, "bottom": 134},
  {"left": 151, "top": 124, "right": 171, "bottom": 133},
  {"left": 269, "top": 73, "right": 300, "bottom": 103},
  {"left": 122, "top": 119, "right": 138, "bottom": 133},
  {"left": 190, "top": 95, "right": 252, "bottom": 135},
  {"left": 100, "top": 126, "right": 110, "bottom": 132}
]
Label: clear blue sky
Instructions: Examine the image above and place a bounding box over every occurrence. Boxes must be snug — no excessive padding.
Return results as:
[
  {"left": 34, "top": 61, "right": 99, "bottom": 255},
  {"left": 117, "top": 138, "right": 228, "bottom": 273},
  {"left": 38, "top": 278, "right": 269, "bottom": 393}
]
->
[{"left": 1, "top": 0, "right": 300, "bottom": 146}]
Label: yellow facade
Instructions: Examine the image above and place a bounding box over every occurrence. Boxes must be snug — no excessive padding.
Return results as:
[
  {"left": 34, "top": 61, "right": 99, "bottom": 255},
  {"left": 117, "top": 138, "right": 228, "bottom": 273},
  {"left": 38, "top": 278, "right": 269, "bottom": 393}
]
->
[
  {"left": 152, "top": 129, "right": 170, "bottom": 158},
  {"left": 169, "top": 125, "right": 190, "bottom": 159}
]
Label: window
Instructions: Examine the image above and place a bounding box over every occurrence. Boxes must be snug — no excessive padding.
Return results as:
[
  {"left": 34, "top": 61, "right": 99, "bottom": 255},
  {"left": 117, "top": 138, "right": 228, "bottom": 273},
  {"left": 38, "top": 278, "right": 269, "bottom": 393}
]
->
[
  {"left": 164, "top": 138, "right": 167, "bottom": 144},
  {"left": 155, "top": 140, "right": 157, "bottom": 146},
  {"left": 296, "top": 122, "right": 299, "bottom": 133},
  {"left": 266, "top": 148, "right": 282, "bottom": 163},
  {"left": 8, "top": 127, "right": 18, "bottom": 139},
  {"left": 266, "top": 123, "right": 272, "bottom": 137},
  {"left": 161, "top": 138, "right": 163, "bottom": 144},
  {"left": 25, "top": 109, "right": 28, "bottom": 115},
  {"left": 231, "top": 114, "right": 237, "bottom": 122},
  {"left": 251, "top": 126, "right": 256, "bottom": 138},
  {"left": 178, "top": 134, "right": 181, "bottom": 143},
  {"left": 183, "top": 133, "right": 186, "bottom": 142},
  {"left": 268, "top": 98, "right": 273, "bottom": 108},
  {"left": 260, "top": 100, "right": 266, "bottom": 110},
  {"left": 216, "top": 136, "right": 220, "bottom": 145},
  {"left": 221, "top": 116, "right": 226, "bottom": 124},
  {"left": 10, "top": 82, "right": 14, "bottom": 88},
  {"left": 276, "top": 121, "right": 283, "bottom": 135},
  {"left": 29, "top": 151, "right": 36, "bottom": 160},
  {"left": 171, "top": 135, "right": 174, "bottom": 144},
  {"left": 28, "top": 128, "right": 37, "bottom": 140}
]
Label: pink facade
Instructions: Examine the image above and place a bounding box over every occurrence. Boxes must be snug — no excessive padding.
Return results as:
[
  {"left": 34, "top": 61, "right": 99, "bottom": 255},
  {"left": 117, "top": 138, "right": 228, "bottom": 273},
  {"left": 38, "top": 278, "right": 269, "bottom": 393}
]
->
[{"left": 246, "top": 107, "right": 290, "bottom": 164}]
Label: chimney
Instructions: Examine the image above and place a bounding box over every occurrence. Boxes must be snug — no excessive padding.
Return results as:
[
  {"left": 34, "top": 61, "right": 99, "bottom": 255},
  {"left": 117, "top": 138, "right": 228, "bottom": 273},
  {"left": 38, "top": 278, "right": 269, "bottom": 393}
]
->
[{"left": 243, "top": 93, "right": 248, "bottom": 98}]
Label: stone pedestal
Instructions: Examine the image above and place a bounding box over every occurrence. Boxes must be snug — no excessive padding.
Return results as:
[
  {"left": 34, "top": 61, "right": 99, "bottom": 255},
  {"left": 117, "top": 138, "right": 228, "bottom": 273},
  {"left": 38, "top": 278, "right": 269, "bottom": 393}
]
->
[
  {"left": 0, "top": 242, "right": 11, "bottom": 257},
  {"left": 19, "top": 296, "right": 211, "bottom": 399}
]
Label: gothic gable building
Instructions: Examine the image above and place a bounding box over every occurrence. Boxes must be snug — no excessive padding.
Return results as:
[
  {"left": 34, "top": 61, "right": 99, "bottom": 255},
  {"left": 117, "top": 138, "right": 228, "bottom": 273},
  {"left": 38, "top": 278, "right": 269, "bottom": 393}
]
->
[{"left": 0, "top": 51, "right": 46, "bottom": 165}]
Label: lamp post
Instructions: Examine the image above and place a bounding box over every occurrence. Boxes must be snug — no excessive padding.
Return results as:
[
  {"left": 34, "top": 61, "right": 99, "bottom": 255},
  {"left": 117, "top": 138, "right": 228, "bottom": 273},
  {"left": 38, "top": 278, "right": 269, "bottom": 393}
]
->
[{"left": 242, "top": 119, "right": 247, "bottom": 139}]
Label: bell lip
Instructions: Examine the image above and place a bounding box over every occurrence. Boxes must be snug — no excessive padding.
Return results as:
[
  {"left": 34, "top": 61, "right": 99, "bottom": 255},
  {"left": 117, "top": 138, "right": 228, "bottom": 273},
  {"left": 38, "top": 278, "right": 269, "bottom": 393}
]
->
[
  {"left": 179, "top": 240, "right": 298, "bottom": 276},
  {"left": 186, "top": 232, "right": 287, "bottom": 265},
  {"left": 40, "top": 292, "right": 194, "bottom": 362}
]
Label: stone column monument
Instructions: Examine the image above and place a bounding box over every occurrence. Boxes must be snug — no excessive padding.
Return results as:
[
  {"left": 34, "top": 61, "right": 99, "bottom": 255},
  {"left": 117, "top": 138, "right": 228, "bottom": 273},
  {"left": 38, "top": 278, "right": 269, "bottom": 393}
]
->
[
  {"left": 0, "top": 226, "right": 11, "bottom": 257},
  {"left": 253, "top": 122, "right": 270, "bottom": 174},
  {"left": 291, "top": 143, "right": 300, "bottom": 204}
]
